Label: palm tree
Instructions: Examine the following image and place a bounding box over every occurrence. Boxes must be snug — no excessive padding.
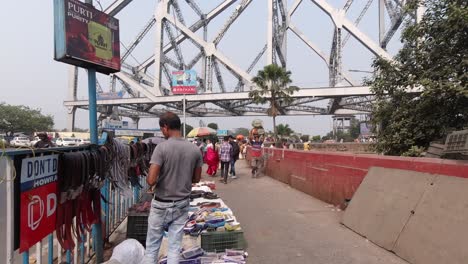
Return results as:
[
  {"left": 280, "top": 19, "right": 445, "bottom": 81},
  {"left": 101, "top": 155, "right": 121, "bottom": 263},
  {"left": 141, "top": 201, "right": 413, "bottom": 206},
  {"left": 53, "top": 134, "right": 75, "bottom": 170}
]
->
[
  {"left": 276, "top": 124, "right": 294, "bottom": 137},
  {"left": 249, "top": 64, "right": 298, "bottom": 139}
]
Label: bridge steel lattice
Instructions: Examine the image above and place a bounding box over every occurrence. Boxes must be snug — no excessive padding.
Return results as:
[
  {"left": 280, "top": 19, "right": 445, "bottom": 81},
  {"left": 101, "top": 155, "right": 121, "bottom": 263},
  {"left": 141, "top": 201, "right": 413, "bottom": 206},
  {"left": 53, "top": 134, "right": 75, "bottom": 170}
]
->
[{"left": 64, "top": 0, "right": 420, "bottom": 130}]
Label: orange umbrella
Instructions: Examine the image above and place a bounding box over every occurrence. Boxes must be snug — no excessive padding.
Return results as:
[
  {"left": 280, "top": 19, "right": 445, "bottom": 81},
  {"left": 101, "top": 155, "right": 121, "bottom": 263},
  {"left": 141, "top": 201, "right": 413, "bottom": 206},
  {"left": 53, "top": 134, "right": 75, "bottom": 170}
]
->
[{"left": 236, "top": 135, "right": 245, "bottom": 141}]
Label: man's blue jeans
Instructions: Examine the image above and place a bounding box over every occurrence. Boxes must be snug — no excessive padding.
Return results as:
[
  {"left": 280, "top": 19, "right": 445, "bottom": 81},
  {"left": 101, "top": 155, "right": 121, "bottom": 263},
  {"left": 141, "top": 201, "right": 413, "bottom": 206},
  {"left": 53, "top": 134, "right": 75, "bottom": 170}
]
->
[
  {"left": 230, "top": 159, "right": 237, "bottom": 176},
  {"left": 142, "top": 198, "right": 189, "bottom": 264}
]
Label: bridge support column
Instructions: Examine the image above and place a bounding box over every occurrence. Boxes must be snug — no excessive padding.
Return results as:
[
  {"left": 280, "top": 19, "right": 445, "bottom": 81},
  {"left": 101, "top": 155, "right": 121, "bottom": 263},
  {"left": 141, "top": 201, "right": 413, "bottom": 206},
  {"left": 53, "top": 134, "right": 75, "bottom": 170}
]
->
[
  {"left": 267, "top": 0, "right": 274, "bottom": 65},
  {"left": 132, "top": 117, "right": 140, "bottom": 129},
  {"left": 153, "top": 0, "right": 168, "bottom": 96},
  {"left": 67, "top": 107, "right": 76, "bottom": 132}
]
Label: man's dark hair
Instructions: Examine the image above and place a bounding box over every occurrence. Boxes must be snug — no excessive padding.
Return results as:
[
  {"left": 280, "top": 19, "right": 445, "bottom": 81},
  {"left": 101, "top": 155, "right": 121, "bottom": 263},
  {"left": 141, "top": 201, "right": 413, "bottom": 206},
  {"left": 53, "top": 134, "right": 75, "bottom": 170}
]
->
[
  {"left": 223, "top": 136, "right": 230, "bottom": 141},
  {"left": 159, "top": 112, "right": 181, "bottom": 130}
]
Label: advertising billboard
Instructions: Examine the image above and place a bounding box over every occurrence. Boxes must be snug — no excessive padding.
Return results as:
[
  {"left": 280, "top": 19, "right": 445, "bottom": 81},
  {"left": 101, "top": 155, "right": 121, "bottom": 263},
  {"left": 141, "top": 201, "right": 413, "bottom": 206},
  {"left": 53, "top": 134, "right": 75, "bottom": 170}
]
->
[
  {"left": 172, "top": 70, "right": 198, "bottom": 94},
  {"left": 54, "top": 0, "right": 120, "bottom": 74},
  {"left": 19, "top": 155, "right": 58, "bottom": 252}
]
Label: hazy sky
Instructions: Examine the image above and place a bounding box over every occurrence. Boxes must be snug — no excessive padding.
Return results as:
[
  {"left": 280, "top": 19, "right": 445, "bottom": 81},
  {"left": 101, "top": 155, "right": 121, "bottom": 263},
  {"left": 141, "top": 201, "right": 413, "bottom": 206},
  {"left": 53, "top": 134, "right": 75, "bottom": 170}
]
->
[{"left": 0, "top": 0, "right": 402, "bottom": 136}]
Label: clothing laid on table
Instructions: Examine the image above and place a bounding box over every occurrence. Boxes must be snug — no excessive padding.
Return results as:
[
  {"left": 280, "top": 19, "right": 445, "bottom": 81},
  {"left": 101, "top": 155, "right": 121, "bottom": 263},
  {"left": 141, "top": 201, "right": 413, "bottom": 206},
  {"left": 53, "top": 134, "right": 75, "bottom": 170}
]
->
[
  {"left": 205, "top": 144, "right": 219, "bottom": 176},
  {"left": 143, "top": 137, "right": 203, "bottom": 264}
]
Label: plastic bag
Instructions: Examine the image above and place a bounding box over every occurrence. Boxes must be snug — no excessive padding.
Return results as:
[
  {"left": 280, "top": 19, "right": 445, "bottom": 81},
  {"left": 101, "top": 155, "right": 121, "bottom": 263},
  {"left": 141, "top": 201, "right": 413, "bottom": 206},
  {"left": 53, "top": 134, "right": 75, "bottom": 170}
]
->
[{"left": 107, "top": 239, "right": 145, "bottom": 264}]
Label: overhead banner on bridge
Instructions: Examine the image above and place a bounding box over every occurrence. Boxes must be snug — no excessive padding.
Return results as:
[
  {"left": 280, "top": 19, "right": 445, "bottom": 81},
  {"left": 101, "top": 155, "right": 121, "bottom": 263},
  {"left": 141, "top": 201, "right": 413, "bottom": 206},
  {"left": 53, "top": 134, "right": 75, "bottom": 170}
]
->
[
  {"left": 53, "top": 0, "right": 120, "bottom": 74},
  {"left": 19, "top": 155, "right": 58, "bottom": 253},
  {"left": 172, "top": 70, "right": 198, "bottom": 94}
]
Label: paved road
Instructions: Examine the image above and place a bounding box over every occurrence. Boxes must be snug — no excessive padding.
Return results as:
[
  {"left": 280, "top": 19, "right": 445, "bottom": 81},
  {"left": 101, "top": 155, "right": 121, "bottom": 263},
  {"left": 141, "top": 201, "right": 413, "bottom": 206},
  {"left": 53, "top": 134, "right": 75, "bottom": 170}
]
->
[{"left": 204, "top": 160, "right": 407, "bottom": 264}]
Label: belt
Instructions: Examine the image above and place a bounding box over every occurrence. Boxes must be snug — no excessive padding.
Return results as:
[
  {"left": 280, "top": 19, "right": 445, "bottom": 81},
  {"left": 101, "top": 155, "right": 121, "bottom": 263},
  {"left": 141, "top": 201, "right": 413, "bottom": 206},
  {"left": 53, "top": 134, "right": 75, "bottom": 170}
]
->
[{"left": 154, "top": 195, "right": 189, "bottom": 203}]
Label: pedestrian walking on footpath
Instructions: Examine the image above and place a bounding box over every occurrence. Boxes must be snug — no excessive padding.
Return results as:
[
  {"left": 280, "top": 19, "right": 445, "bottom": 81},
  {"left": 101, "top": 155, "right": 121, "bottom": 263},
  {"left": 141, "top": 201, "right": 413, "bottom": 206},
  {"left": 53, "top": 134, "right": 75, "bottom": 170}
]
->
[
  {"left": 250, "top": 135, "right": 264, "bottom": 178},
  {"left": 205, "top": 139, "right": 219, "bottom": 176},
  {"left": 143, "top": 112, "right": 203, "bottom": 264},
  {"left": 229, "top": 135, "right": 240, "bottom": 179},
  {"left": 219, "top": 136, "right": 233, "bottom": 184}
]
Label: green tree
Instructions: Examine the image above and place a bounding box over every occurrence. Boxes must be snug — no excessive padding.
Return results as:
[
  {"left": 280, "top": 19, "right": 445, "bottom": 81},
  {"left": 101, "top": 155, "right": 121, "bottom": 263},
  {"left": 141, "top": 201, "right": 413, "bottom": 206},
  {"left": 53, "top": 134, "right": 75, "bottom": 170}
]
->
[
  {"left": 74, "top": 127, "right": 89, "bottom": 132},
  {"left": 312, "top": 135, "right": 321, "bottom": 142},
  {"left": 234, "top": 127, "right": 250, "bottom": 136},
  {"left": 182, "top": 123, "right": 194, "bottom": 136},
  {"left": 207, "top": 123, "right": 218, "bottom": 130},
  {"left": 0, "top": 103, "right": 54, "bottom": 135},
  {"left": 249, "top": 64, "right": 299, "bottom": 139},
  {"left": 367, "top": 0, "right": 468, "bottom": 155},
  {"left": 300, "top": 135, "right": 310, "bottom": 142},
  {"left": 349, "top": 118, "right": 360, "bottom": 139},
  {"left": 276, "top": 124, "right": 294, "bottom": 137}
]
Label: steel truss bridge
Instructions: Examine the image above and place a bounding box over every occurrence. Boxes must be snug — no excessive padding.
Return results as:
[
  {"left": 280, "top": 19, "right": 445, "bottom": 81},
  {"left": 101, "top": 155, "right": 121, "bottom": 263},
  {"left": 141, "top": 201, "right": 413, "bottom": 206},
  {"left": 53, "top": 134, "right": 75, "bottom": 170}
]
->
[{"left": 64, "top": 0, "right": 423, "bottom": 129}]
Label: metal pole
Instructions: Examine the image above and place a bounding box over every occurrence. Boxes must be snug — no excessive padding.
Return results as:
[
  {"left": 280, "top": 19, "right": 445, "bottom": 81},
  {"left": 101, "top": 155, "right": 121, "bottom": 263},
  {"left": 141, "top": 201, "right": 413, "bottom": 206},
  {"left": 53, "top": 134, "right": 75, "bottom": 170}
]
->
[
  {"left": 267, "top": 0, "right": 274, "bottom": 65},
  {"left": 85, "top": 1, "right": 103, "bottom": 261},
  {"left": 379, "top": 0, "right": 385, "bottom": 44},
  {"left": 87, "top": 69, "right": 98, "bottom": 144},
  {"left": 183, "top": 94, "right": 186, "bottom": 138}
]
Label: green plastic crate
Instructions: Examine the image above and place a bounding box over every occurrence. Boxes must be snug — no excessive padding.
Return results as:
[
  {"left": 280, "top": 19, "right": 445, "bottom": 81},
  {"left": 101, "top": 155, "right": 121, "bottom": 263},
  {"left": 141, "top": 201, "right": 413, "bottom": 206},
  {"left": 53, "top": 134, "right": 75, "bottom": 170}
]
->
[
  {"left": 201, "top": 230, "right": 246, "bottom": 252},
  {"left": 126, "top": 211, "right": 149, "bottom": 246}
]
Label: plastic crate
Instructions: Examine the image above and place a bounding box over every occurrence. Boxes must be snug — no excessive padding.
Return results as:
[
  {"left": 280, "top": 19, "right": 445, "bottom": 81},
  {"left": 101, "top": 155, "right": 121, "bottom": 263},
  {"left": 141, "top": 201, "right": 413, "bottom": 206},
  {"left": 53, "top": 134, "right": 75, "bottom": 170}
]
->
[
  {"left": 126, "top": 211, "right": 149, "bottom": 246},
  {"left": 200, "top": 230, "right": 245, "bottom": 252}
]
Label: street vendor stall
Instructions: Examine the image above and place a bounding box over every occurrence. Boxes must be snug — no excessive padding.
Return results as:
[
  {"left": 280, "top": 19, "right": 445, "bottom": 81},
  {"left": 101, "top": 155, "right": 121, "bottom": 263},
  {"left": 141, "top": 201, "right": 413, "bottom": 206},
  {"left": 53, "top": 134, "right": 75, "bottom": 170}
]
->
[{"left": 127, "top": 181, "right": 248, "bottom": 263}]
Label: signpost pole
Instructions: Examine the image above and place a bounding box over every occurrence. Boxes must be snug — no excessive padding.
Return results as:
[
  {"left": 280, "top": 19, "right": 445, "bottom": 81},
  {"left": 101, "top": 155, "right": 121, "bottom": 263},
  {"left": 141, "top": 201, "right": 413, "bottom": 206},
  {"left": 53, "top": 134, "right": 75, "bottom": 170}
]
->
[
  {"left": 84, "top": 1, "right": 102, "bottom": 262},
  {"left": 88, "top": 69, "right": 104, "bottom": 264},
  {"left": 183, "top": 93, "right": 186, "bottom": 138}
]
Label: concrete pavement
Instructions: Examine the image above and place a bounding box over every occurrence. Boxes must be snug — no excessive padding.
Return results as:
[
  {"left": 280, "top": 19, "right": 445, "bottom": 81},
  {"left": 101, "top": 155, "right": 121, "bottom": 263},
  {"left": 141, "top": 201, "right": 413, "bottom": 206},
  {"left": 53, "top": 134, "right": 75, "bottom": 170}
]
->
[{"left": 204, "top": 160, "right": 407, "bottom": 264}]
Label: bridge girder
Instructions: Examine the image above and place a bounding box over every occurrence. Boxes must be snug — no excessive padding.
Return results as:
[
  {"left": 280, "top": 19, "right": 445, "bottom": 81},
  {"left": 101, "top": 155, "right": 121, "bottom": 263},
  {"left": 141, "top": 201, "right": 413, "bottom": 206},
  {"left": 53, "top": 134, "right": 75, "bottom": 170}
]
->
[{"left": 65, "top": 0, "right": 412, "bottom": 127}]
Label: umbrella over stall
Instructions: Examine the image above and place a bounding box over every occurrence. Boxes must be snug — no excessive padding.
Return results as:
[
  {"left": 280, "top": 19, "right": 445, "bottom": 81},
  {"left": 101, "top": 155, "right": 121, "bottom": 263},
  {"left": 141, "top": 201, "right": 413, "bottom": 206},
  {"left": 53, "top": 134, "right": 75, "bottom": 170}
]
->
[{"left": 186, "top": 127, "right": 217, "bottom": 138}]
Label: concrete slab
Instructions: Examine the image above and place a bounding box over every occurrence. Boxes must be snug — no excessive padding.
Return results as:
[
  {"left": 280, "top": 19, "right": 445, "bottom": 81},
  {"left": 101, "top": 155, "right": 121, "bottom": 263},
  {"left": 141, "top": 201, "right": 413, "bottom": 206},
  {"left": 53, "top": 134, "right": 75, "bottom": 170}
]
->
[
  {"left": 342, "top": 167, "right": 436, "bottom": 250},
  {"left": 393, "top": 175, "right": 468, "bottom": 264}
]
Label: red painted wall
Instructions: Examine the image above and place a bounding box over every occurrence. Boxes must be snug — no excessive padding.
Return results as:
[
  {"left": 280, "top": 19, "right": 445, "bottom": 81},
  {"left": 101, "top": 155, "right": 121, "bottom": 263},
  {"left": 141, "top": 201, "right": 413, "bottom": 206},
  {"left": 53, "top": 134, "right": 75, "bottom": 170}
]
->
[{"left": 247, "top": 148, "right": 468, "bottom": 206}]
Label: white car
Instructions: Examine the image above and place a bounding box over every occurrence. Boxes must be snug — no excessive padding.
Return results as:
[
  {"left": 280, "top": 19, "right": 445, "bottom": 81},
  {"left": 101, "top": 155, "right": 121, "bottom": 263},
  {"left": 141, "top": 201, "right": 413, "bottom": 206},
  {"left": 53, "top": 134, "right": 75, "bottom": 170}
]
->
[
  {"left": 75, "top": 138, "right": 91, "bottom": 146},
  {"left": 10, "top": 137, "right": 31, "bottom": 147},
  {"left": 56, "top": 138, "right": 77, "bottom": 147},
  {"left": 30, "top": 137, "right": 40, "bottom": 147}
]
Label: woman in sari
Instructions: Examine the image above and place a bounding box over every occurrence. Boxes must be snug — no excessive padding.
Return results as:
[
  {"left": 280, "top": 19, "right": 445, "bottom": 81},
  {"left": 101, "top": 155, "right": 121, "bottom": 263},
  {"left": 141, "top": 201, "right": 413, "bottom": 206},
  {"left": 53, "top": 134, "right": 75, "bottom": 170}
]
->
[{"left": 204, "top": 139, "right": 219, "bottom": 176}]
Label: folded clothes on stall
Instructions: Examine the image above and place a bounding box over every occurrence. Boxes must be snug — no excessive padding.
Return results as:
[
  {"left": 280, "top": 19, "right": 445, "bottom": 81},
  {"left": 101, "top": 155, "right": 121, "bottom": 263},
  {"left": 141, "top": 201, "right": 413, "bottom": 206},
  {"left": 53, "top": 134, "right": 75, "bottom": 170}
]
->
[{"left": 158, "top": 248, "right": 248, "bottom": 264}]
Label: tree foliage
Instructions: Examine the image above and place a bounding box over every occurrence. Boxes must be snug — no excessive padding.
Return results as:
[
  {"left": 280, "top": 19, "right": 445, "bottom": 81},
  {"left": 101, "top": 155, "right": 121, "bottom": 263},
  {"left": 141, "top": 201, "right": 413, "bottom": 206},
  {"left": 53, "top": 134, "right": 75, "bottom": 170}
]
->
[
  {"left": 234, "top": 127, "right": 250, "bottom": 136},
  {"left": 311, "top": 135, "right": 321, "bottom": 142},
  {"left": 300, "top": 135, "right": 310, "bottom": 142},
  {"left": 275, "top": 124, "right": 294, "bottom": 137},
  {"left": 249, "top": 64, "right": 298, "bottom": 138},
  {"left": 349, "top": 118, "right": 361, "bottom": 139},
  {"left": 368, "top": 0, "right": 468, "bottom": 155},
  {"left": 207, "top": 123, "right": 218, "bottom": 130},
  {"left": 182, "top": 123, "right": 194, "bottom": 136},
  {"left": 0, "top": 103, "right": 54, "bottom": 134}
]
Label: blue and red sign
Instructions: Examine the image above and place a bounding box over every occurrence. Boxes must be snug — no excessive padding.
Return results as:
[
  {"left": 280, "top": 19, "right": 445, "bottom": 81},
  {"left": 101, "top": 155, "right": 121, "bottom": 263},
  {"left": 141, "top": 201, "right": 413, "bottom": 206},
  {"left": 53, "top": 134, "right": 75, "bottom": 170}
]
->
[
  {"left": 19, "top": 155, "right": 58, "bottom": 253},
  {"left": 172, "top": 70, "right": 198, "bottom": 94}
]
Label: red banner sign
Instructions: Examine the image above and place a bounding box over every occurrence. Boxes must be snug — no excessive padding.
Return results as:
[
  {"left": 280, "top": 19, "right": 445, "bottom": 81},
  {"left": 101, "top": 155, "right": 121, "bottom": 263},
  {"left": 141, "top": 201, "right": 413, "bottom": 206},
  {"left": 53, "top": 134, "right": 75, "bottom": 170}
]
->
[
  {"left": 20, "top": 155, "right": 58, "bottom": 252},
  {"left": 172, "top": 86, "right": 197, "bottom": 94}
]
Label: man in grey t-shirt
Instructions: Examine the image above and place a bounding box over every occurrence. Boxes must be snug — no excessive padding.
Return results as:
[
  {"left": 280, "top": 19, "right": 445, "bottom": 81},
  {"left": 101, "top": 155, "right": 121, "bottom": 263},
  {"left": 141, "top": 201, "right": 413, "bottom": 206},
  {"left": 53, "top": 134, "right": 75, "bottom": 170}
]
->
[{"left": 142, "top": 112, "right": 202, "bottom": 264}]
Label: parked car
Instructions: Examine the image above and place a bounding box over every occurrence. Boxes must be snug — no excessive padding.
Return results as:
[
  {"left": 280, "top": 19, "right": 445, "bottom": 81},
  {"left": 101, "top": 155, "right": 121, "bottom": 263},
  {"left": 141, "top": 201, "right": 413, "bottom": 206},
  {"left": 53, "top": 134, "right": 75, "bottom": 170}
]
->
[
  {"left": 10, "top": 137, "right": 31, "bottom": 147},
  {"left": 75, "top": 138, "right": 91, "bottom": 146},
  {"left": 30, "top": 136, "right": 40, "bottom": 147},
  {"left": 56, "top": 137, "right": 77, "bottom": 147}
]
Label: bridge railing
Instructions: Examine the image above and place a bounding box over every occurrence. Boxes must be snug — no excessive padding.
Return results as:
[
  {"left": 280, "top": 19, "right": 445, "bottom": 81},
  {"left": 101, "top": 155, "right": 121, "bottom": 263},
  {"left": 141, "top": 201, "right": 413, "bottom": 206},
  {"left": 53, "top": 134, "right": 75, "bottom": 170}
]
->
[{"left": 0, "top": 147, "right": 147, "bottom": 264}]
